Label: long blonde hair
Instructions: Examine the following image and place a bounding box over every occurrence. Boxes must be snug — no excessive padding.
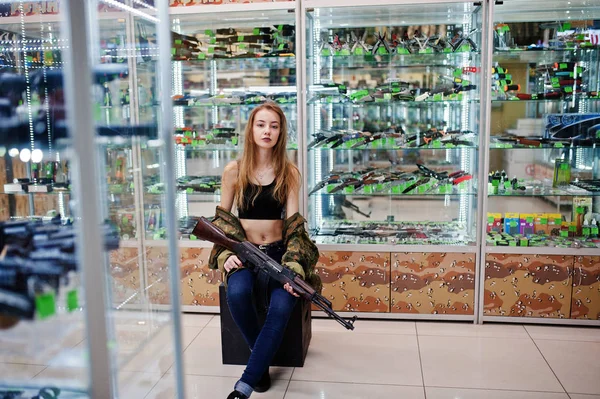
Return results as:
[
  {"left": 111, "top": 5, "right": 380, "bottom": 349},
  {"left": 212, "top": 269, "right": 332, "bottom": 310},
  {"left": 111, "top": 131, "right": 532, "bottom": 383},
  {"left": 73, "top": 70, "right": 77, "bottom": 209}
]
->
[{"left": 235, "top": 102, "right": 299, "bottom": 212}]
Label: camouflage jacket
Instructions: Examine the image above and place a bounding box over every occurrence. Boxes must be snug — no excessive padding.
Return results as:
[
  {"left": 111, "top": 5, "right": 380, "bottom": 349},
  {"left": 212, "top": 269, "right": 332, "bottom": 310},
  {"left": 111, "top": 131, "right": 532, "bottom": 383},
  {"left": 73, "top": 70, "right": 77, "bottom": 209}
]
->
[{"left": 207, "top": 206, "right": 322, "bottom": 293}]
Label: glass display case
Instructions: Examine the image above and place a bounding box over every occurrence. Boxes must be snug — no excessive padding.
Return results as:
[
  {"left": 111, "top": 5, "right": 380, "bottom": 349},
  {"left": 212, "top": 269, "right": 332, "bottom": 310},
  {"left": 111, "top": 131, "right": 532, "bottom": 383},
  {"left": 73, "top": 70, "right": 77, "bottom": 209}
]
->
[
  {"left": 304, "top": 2, "right": 483, "bottom": 250},
  {"left": 0, "top": 1, "right": 185, "bottom": 397},
  {"left": 168, "top": 4, "right": 299, "bottom": 227},
  {"left": 481, "top": 0, "right": 600, "bottom": 323}
]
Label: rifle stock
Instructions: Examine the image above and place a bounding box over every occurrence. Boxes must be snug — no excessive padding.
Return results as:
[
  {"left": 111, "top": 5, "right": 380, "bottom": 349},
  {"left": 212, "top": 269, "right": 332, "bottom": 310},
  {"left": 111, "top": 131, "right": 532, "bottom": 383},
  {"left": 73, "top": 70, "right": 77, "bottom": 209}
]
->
[
  {"left": 192, "top": 217, "right": 356, "bottom": 330},
  {"left": 192, "top": 217, "right": 240, "bottom": 252}
]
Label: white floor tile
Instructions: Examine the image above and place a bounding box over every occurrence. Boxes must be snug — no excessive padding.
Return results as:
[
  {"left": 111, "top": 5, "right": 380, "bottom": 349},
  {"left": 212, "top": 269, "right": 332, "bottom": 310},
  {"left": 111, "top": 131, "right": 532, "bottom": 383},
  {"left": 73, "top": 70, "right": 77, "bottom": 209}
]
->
[
  {"left": 292, "top": 331, "right": 422, "bottom": 386},
  {"left": 417, "top": 322, "right": 529, "bottom": 339},
  {"left": 0, "top": 363, "right": 46, "bottom": 381},
  {"left": 285, "top": 380, "right": 425, "bottom": 399},
  {"left": 525, "top": 326, "right": 600, "bottom": 342},
  {"left": 118, "top": 371, "right": 163, "bottom": 399},
  {"left": 120, "top": 325, "right": 200, "bottom": 373},
  {"left": 206, "top": 316, "right": 221, "bottom": 329},
  {"left": 0, "top": 321, "right": 85, "bottom": 366},
  {"left": 426, "top": 387, "right": 568, "bottom": 399},
  {"left": 32, "top": 366, "right": 87, "bottom": 390},
  {"left": 569, "top": 395, "right": 600, "bottom": 399},
  {"left": 313, "top": 318, "right": 416, "bottom": 335},
  {"left": 535, "top": 340, "right": 600, "bottom": 395},
  {"left": 181, "top": 327, "right": 293, "bottom": 380},
  {"left": 146, "top": 374, "right": 288, "bottom": 399},
  {"left": 181, "top": 313, "right": 214, "bottom": 328},
  {"left": 419, "top": 336, "right": 563, "bottom": 392}
]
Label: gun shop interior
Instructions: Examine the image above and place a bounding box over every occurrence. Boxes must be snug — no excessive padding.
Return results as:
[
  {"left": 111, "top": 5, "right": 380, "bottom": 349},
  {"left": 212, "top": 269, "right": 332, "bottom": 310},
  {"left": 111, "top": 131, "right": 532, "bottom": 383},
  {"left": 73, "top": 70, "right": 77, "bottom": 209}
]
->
[{"left": 0, "top": 0, "right": 599, "bottom": 398}]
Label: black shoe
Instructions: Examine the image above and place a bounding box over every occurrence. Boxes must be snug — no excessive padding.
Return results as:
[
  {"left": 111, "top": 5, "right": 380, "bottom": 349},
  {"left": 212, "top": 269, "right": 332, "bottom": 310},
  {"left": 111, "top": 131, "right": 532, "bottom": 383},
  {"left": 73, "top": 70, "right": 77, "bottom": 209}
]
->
[
  {"left": 227, "top": 390, "right": 248, "bottom": 399},
  {"left": 254, "top": 371, "right": 271, "bottom": 393}
]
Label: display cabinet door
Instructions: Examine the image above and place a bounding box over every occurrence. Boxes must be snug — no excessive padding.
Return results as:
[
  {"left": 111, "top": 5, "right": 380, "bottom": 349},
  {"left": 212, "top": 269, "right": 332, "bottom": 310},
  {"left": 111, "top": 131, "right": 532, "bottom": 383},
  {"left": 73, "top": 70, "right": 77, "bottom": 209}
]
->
[{"left": 484, "top": 254, "right": 574, "bottom": 318}]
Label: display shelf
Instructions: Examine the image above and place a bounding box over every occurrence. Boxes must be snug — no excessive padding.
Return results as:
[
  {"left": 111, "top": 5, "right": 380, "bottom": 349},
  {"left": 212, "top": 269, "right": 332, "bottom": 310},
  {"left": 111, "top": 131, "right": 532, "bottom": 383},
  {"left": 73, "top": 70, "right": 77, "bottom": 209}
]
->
[
  {"left": 175, "top": 145, "right": 299, "bottom": 151},
  {"left": 173, "top": 101, "right": 297, "bottom": 109},
  {"left": 178, "top": 56, "right": 297, "bottom": 70},
  {"left": 487, "top": 184, "right": 599, "bottom": 197},
  {"left": 490, "top": 142, "right": 600, "bottom": 149},
  {"left": 309, "top": 98, "right": 480, "bottom": 106},
  {"left": 308, "top": 143, "right": 479, "bottom": 151},
  {"left": 491, "top": 97, "right": 600, "bottom": 104},
  {"left": 486, "top": 245, "right": 600, "bottom": 255},
  {"left": 313, "top": 235, "right": 475, "bottom": 246},
  {"left": 493, "top": 48, "right": 599, "bottom": 64},
  {"left": 311, "top": 51, "right": 481, "bottom": 67},
  {"left": 311, "top": 190, "right": 477, "bottom": 197},
  {"left": 0, "top": 191, "right": 71, "bottom": 196},
  {"left": 315, "top": 243, "right": 478, "bottom": 253}
]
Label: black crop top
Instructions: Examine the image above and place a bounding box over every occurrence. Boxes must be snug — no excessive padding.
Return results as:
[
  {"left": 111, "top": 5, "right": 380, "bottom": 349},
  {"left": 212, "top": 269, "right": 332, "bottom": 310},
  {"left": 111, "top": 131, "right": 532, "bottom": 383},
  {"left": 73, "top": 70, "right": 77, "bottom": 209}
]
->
[{"left": 238, "top": 181, "right": 285, "bottom": 220}]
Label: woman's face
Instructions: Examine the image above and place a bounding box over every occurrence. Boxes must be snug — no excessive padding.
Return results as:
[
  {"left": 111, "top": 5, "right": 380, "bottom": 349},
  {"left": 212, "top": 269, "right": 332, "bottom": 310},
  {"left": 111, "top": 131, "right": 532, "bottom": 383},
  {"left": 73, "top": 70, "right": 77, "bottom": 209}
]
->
[{"left": 252, "top": 109, "right": 281, "bottom": 150}]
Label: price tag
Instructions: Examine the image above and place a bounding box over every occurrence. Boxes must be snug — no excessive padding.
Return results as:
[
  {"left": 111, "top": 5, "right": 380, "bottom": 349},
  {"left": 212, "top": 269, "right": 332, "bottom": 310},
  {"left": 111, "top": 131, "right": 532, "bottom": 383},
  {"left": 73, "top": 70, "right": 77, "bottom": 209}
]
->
[
  {"left": 66, "top": 290, "right": 78, "bottom": 312},
  {"left": 560, "top": 230, "right": 569, "bottom": 237},
  {"left": 36, "top": 292, "right": 56, "bottom": 320},
  {"left": 190, "top": 234, "right": 197, "bottom": 240}
]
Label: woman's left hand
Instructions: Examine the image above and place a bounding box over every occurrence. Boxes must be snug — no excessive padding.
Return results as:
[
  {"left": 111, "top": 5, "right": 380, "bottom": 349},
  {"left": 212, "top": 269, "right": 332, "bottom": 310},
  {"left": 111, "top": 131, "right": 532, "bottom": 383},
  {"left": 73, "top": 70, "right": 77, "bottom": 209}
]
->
[{"left": 283, "top": 283, "right": 300, "bottom": 297}]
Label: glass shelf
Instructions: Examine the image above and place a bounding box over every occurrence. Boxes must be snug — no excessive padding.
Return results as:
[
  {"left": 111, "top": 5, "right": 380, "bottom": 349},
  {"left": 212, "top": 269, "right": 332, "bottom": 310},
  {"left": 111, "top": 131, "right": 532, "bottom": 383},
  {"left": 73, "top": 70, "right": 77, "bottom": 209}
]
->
[
  {"left": 175, "top": 145, "right": 298, "bottom": 151},
  {"left": 493, "top": 47, "right": 599, "bottom": 64},
  {"left": 490, "top": 142, "right": 600, "bottom": 150},
  {"left": 488, "top": 185, "right": 600, "bottom": 197},
  {"left": 491, "top": 96, "right": 600, "bottom": 104},
  {"left": 309, "top": 98, "right": 480, "bottom": 106},
  {"left": 311, "top": 51, "right": 481, "bottom": 68},
  {"left": 0, "top": 191, "right": 71, "bottom": 196},
  {"left": 177, "top": 55, "right": 297, "bottom": 71},
  {"left": 173, "top": 101, "right": 297, "bottom": 109},
  {"left": 308, "top": 144, "right": 478, "bottom": 151},
  {"left": 311, "top": 186, "right": 477, "bottom": 197}
]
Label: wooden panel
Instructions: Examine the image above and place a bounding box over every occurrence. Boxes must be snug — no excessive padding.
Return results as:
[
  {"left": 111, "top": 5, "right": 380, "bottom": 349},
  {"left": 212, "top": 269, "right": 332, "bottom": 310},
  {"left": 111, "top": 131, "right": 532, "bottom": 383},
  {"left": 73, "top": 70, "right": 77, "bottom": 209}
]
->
[
  {"left": 484, "top": 254, "right": 573, "bottom": 318},
  {"left": 180, "top": 246, "right": 221, "bottom": 307},
  {"left": 390, "top": 252, "right": 475, "bottom": 315},
  {"left": 571, "top": 256, "right": 600, "bottom": 320},
  {"left": 315, "top": 251, "right": 390, "bottom": 312},
  {"left": 109, "top": 247, "right": 141, "bottom": 306}
]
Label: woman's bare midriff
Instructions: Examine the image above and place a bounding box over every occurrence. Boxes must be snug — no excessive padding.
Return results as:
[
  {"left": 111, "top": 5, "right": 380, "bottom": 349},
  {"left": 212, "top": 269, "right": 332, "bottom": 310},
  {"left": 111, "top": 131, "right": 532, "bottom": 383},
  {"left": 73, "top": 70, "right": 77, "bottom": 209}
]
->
[{"left": 240, "top": 218, "right": 284, "bottom": 245}]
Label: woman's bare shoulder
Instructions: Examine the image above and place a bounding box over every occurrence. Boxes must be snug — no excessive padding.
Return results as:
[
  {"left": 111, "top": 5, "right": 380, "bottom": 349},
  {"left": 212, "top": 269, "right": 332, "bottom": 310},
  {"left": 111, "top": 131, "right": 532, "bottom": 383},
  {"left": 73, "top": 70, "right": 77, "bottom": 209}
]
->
[{"left": 223, "top": 161, "right": 239, "bottom": 178}]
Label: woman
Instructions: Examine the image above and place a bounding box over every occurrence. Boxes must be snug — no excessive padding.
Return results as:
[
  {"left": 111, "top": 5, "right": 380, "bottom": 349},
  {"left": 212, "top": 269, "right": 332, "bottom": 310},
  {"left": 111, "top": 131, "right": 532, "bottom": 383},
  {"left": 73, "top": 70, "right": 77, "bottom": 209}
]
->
[{"left": 207, "top": 102, "right": 320, "bottom": 399}]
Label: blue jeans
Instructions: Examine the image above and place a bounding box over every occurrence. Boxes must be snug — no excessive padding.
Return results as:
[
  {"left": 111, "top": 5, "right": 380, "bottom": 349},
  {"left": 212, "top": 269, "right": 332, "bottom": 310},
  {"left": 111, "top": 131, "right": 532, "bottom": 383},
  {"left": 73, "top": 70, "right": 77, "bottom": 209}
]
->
[{"left": 226, "top": 245, "right": 297, "bottom": 391}]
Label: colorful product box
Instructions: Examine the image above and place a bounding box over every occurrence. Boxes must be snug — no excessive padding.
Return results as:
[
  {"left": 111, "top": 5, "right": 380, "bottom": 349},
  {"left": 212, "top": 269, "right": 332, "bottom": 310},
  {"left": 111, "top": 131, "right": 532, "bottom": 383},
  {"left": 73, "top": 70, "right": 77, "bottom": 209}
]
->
[
  {"left": 547, "top": 213, "right": 563, "bottom": 234},
  {"left": 520, "top": 213, "right": 535, "bottom": 236},
  {"left": 504, "top": 213, "right": 520, "bottom": 235},
  {"left": 487, "top": 213, "right": 502, "bottom": 233},
  {"left": 573, "top": 197, "right": 593, "bottom": 236},
  {"left": 534, "top": 213, "right": 549, "bottom": 234}
]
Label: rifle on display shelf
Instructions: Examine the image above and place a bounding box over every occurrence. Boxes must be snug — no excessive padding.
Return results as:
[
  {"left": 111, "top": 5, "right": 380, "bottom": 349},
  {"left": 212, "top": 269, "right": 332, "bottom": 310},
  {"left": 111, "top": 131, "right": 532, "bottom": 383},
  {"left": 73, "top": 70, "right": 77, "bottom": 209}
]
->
[{"left": 192, "top": 217, "right": 357, "bottom": 331}]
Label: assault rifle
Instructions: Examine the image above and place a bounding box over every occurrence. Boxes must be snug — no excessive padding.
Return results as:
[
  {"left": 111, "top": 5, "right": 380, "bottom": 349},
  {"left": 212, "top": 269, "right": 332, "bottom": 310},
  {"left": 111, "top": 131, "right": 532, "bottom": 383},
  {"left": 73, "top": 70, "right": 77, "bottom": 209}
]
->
[{"left": 192, "top": 217, "right": 357, "bottom": 330}]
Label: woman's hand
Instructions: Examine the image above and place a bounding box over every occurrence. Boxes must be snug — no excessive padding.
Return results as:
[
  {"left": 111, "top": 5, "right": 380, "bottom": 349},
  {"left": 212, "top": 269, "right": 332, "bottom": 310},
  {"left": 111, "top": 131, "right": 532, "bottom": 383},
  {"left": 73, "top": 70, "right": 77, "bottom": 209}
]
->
[
  {"left": 224, "top": 255, "right": 243, "bottom": 272},
  {"left": 283, "top": 283, "right": 300, "bottom": 297}
]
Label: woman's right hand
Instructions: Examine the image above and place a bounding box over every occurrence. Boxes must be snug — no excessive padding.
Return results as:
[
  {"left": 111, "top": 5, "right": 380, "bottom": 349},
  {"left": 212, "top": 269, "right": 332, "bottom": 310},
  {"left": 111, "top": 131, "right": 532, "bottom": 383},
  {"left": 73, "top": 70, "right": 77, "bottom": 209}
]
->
[{"left": 224, "top": 255, "right": 243, "bottom": 272}]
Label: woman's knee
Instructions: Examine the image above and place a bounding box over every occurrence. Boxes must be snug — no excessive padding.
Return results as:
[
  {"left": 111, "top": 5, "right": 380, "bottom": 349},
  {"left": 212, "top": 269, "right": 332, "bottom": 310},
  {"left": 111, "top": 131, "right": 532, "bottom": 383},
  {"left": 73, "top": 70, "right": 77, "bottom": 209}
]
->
[
  {"left": 267, "top": 289, "right": 297, "bottom": 319},
  {"left": 226, "top": 269, "right": 254, "bottom": 303}
]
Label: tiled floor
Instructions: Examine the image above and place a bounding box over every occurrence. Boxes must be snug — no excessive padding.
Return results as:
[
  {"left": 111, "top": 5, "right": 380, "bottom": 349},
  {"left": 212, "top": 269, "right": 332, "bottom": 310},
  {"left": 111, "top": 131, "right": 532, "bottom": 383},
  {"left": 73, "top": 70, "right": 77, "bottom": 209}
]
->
[
  {"left": 148, "top": 315, "right": 600, "bottom": 399},
  {"left": 1, "top": 313, "right": 599, "bottom": 398}
]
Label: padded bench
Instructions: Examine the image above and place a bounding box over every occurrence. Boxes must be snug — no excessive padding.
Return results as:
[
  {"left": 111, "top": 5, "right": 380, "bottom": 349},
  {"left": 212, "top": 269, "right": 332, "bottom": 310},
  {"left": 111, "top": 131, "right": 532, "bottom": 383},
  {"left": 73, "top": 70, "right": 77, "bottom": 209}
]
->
[{"left": 218, "top": 283, "right": 311, "bottom": 367}]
